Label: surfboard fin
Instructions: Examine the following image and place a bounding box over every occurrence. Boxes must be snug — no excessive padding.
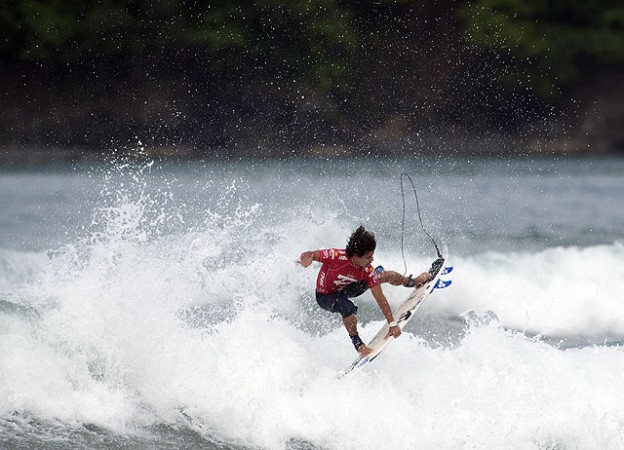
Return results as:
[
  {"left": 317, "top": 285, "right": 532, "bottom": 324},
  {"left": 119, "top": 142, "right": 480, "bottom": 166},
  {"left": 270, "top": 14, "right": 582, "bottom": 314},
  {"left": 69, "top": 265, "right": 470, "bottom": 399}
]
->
[{"left": 434, "top": 279, "right": 452, "bottom": 289}]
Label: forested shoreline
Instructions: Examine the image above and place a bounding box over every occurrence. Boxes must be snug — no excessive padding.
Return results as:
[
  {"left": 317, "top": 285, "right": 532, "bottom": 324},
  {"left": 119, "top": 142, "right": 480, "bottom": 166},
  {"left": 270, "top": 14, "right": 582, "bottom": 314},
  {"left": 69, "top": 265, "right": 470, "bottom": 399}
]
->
[{"left": 2, "top": 0, "right": 624, "bottom": 162}]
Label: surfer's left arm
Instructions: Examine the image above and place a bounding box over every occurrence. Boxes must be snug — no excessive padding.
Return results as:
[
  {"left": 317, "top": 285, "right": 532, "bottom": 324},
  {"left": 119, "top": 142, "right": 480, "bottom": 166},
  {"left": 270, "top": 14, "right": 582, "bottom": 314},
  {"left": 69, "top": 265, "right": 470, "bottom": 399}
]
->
[{"left": 370, "top": 285, "right": 402, "bottom": 339}]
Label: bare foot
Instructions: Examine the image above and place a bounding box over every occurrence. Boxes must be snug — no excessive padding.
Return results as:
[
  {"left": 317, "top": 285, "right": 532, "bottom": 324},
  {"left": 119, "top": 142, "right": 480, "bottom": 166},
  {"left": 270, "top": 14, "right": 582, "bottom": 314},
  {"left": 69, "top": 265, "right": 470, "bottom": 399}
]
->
[{"left": 358, "top": 345, "right": 373, "bottom": 357}]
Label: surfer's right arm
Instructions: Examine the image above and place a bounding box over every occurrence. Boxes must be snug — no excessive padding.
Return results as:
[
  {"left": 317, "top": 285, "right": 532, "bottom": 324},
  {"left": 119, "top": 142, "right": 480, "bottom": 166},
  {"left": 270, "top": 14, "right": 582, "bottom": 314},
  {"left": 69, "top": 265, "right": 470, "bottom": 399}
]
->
[{"left": 299, "top": 250, "right": 320, "bottom": 268}]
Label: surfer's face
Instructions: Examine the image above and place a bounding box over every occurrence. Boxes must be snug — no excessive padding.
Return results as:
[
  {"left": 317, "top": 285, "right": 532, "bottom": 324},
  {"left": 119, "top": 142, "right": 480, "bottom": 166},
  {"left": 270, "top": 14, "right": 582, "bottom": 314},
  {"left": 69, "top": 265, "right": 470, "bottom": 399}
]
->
[{"left": 351, "top": 250, "right": 374, "bottom": 267}]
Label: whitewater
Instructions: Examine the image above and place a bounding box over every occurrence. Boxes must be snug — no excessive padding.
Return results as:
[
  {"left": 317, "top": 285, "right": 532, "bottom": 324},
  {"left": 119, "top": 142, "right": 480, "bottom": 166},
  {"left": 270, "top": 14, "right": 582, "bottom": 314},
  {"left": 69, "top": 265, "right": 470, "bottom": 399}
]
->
[{"left": 1, "top": 155, "right": 623, "bottom": 449}]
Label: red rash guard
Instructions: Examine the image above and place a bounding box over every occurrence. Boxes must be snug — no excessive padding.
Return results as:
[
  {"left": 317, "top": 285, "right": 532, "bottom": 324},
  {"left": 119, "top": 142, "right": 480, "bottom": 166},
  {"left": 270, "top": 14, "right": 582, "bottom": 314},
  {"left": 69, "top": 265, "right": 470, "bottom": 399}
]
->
[{"left": 315, "top": 248, "right": 380, "bottom": 294}]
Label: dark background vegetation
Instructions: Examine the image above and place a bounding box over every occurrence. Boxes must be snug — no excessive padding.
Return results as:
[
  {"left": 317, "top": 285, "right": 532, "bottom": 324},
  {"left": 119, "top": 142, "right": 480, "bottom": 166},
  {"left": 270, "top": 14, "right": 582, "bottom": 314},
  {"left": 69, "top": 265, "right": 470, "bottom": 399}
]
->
[{"left": 2, "top": 0, "right": 624, "bottom": 161}]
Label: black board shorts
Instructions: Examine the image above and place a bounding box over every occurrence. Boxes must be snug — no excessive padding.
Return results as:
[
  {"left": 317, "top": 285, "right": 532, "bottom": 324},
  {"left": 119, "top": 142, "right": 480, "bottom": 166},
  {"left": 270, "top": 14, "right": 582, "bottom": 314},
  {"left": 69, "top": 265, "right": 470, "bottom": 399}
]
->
[{"left": 315, "top": 280, "right": 368, "bottom": 318}]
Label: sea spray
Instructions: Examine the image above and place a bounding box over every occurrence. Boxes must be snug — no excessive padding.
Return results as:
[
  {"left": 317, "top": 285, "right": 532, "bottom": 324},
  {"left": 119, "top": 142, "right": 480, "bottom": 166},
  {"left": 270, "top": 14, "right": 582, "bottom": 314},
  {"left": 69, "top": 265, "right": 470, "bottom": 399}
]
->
[
  {"left": 2, "top": 156, "right": 624, "bottom": 449},
  {"left": 433, "top": 243, "right": 624, "bottom": 338}
]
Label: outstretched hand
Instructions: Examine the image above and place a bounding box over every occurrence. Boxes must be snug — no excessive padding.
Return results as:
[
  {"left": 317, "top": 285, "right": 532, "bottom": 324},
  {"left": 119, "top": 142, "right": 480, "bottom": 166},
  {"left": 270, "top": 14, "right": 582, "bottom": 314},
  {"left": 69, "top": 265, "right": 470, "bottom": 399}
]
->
[{"left": 298, "top": 251, "right": 314, "bottom": 268}]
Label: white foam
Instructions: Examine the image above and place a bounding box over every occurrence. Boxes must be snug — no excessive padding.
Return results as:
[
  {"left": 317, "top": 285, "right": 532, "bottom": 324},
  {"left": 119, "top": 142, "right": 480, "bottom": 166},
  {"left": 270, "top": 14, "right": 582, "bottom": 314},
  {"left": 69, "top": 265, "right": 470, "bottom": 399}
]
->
[
  {"left": 432, "top": 243, "right": 624, "bottom": 337},
  {"left": 2, "top": 164, "right": 624, "bottom": 448}
]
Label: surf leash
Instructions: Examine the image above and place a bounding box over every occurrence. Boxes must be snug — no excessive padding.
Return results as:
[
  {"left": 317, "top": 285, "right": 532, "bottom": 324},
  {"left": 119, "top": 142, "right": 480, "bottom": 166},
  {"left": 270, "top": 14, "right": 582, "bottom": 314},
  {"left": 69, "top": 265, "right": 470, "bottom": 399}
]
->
[{"left": 400, "top": 173, "right": 442, "bottom": 275}]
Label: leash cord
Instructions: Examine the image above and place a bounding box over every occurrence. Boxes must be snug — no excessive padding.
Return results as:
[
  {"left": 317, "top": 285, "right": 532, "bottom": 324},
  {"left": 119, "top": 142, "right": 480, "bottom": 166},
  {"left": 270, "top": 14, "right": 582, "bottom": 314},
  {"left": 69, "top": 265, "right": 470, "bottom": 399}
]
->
[{"left": 400, "top": 173, "right": 442, "bottom": 275}]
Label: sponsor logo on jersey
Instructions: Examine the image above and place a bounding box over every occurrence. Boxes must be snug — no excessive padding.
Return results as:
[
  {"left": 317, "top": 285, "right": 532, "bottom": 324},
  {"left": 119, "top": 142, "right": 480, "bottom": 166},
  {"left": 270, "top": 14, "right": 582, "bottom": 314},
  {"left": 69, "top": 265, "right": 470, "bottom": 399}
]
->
[
  {"left": 319, "top": 271, "right": 326, "bottom": 286},
  {"left": 334, "top": 274, "right": 357, "bottom": 288}
]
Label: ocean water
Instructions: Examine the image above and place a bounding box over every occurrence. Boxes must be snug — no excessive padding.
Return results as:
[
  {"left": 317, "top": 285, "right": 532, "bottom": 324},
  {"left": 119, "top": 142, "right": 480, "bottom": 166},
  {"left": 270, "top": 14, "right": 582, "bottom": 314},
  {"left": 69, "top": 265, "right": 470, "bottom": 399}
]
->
[{"left": 1, "top": 155, "right": 623, "bottom": 449}]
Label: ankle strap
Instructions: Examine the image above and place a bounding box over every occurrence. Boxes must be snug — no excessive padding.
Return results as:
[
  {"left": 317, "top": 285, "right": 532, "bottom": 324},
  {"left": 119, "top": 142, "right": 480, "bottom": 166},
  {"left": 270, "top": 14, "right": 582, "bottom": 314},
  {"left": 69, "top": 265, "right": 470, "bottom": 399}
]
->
[{"left": 350, "top": 334, "right": 364, "bottom": 350}]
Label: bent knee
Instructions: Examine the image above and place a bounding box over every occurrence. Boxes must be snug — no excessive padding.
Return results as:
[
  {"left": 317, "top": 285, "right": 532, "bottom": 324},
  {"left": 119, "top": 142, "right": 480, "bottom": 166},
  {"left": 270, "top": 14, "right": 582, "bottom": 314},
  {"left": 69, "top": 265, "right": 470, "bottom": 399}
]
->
[{"left": 338, "top": 301, "right": 358, "bottom": 318}]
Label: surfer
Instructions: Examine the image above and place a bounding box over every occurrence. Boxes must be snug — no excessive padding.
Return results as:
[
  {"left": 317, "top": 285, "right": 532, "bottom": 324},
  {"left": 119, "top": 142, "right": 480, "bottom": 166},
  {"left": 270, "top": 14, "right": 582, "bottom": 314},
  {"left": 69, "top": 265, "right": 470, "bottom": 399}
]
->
[{"left": 299, "top": 226, "right": 432, "bottom": 356}]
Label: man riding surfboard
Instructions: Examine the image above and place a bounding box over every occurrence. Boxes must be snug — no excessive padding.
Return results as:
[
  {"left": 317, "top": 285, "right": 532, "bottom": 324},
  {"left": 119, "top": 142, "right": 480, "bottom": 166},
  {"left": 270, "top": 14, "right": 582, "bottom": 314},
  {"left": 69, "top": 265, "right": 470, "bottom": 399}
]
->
[{"left": 299, "top": 226, "right": 432, "bottom": 356}]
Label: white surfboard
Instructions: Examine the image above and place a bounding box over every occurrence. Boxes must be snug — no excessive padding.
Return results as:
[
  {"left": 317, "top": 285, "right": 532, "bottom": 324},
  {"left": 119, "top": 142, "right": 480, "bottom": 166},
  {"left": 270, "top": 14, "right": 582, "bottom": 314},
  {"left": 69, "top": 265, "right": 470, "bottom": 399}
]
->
[{"left": 339, "top": 255, "right": 449, "bottom": 379}]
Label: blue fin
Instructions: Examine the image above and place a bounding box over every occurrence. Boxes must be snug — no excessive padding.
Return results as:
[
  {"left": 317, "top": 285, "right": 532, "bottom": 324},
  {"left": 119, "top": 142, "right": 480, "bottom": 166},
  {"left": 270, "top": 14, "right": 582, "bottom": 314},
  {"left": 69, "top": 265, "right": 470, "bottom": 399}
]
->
[
  {"left": 434, "top": 279, "right": 452, "bottom": 289},
  {"left": 441, "top": 266, "right": 453, "bottom": 275}
]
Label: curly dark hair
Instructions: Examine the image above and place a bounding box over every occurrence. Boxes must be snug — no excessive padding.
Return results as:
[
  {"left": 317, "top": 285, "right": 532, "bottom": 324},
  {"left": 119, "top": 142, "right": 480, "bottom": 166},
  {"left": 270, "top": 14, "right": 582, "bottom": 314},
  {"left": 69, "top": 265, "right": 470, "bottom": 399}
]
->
[{"left": 346, "top": 226, "right": 376, "bottom": 257}]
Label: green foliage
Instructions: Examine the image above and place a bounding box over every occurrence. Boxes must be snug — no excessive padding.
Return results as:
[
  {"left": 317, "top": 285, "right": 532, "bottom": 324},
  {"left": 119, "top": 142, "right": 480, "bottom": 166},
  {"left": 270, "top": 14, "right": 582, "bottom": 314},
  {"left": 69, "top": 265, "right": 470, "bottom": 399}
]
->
[
  {"left": 1, "top": 0, "right": 356, "bottom": 91},
  {"left": 460, "top": 0, "right": 624, "bottom": 93},
  {"left": 8, "top": 0, "right": 131, "bottom": 59},
  {"left": 0, "top": 1, "right": 21, "bottom": 54},
  {"left": 191, "top": 1, "right": 357, "bottom": 88},
  {"left": 3, "top": 0, "right": 624, "bottom": 99}
]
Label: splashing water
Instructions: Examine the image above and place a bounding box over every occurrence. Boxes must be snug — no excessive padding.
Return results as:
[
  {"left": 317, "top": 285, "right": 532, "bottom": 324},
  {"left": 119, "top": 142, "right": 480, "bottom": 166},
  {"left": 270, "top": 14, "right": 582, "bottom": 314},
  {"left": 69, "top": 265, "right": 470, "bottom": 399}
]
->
[{"left": 1, "top": 156, "right": 624, "bottom": 449}]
